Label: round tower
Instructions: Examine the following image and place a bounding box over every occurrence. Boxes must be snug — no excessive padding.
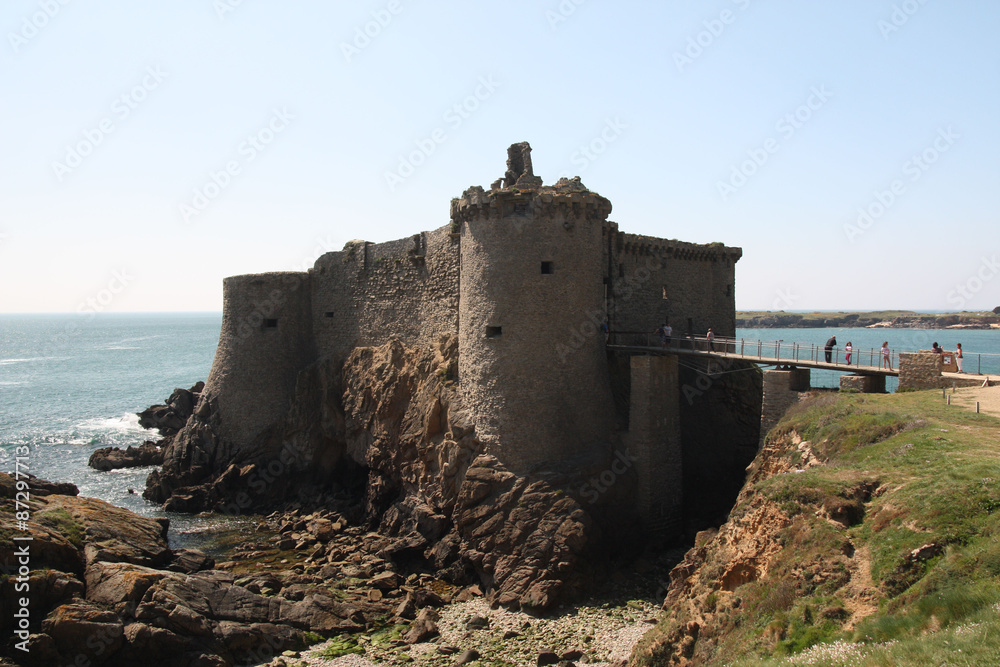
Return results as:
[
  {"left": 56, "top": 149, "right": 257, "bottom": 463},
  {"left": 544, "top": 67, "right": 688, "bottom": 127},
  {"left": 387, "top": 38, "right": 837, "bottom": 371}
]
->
[
  {"left": 202, "top": 271, "right": 314, "bottom": 454},
  {"left": 454, "top": 179, "right": 616, "bottom": 473}
]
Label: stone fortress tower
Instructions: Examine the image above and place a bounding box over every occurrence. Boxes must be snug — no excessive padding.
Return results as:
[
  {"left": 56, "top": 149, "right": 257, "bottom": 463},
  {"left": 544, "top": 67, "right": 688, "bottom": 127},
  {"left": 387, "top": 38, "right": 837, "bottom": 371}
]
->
[
  {"left": 198, "top": 142, "right": 744, "bottom": 526},
  {"left": 454, "top": 143, "right": 615, "bottom": 471}
]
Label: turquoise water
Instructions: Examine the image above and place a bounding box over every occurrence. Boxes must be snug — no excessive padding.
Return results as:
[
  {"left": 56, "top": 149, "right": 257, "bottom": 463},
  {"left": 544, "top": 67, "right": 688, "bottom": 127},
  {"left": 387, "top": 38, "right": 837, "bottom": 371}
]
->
[
  {"left": 737, "top": 327, "right": 1000, "bottom": 391},
  {"left": 0, "top": 313, "right": 224, "bottom": 545}
]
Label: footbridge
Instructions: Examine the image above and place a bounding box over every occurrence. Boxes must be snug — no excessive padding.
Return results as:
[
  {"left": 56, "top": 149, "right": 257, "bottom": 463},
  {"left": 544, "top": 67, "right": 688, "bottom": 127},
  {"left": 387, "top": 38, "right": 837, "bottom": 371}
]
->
[
  {"left": 607, "top": 333, "right": 996, "bottom": 391},
  {"left": 608, "top": 334, "right": 899, "bottom": 376}
]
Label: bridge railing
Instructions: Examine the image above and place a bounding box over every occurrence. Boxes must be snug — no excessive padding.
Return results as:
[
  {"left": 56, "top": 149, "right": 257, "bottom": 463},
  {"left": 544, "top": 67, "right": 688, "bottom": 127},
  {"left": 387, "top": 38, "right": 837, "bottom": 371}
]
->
[{"left": 607, "top": 333, "right": 1000, "bottom": 376}]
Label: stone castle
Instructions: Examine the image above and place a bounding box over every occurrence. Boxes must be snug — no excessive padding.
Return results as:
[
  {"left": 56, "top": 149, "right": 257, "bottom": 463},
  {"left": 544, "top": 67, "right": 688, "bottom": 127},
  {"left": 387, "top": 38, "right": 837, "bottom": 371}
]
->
[
  {"left": 184, "top": 143, "right": 759, "bottom": 552},
  {"left": 199, "top": 143, "right": 748, "bottom": 535}
]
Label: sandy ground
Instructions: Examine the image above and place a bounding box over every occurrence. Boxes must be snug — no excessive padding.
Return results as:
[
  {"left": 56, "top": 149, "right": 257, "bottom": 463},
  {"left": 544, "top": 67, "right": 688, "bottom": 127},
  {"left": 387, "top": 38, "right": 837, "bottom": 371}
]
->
[{"left": 950, "top": 384, "right": 1000, "bottom": 418}]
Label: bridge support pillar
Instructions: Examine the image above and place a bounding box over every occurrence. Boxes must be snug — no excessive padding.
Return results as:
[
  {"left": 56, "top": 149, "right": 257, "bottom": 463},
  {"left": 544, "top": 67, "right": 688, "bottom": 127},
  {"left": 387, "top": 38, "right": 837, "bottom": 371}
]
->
[
  {"left": 839, "top": 374, "right": 885, "bottom": 393},
  {"left": 760, "top": 368, "right": 810, "bottom": 446},
  {"left": 628, "top": 355, "right": 682, "bottom": 536}
]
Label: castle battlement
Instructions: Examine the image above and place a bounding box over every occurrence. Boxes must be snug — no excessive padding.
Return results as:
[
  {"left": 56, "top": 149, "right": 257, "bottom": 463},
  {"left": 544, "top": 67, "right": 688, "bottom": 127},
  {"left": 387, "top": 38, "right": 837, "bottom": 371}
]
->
[{"left": 617, "top": 234, "right": 743, "bottom": 262}]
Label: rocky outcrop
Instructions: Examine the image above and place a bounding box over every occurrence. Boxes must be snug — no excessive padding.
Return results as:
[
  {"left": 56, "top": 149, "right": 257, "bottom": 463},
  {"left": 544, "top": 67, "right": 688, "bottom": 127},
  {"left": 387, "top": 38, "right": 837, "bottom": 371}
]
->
[
  {"left": 142, "top": 336, "right": 603, "bottom": 611},
  {"left": 88, "top": 441, "right": 164, "bottom": 471},
  {"left": 137, "top": 382, "right": 204, "bottom": 437},
  {"left": 0, "top": 474, "right": 430, "bottom": 667}
]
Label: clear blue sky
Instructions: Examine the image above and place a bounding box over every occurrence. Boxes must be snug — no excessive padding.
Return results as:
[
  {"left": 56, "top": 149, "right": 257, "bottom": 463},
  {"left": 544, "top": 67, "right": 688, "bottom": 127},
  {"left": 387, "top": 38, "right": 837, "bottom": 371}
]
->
[{"left": 2, "top": 0, "right": 998, "bottom": 313}]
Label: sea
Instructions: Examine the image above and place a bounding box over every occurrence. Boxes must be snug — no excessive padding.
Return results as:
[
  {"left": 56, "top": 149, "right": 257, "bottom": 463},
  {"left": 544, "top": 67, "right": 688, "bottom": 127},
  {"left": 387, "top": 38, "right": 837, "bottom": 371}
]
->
[{"left": 1, "top": 314, "right": 998, "bottom": 543}]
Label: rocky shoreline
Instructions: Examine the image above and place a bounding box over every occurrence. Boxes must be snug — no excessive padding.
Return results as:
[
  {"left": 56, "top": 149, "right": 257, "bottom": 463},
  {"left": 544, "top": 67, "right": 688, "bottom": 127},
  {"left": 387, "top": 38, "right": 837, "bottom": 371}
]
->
[{"left": 1, "top": 472, "right": 677, "bottom": 667}]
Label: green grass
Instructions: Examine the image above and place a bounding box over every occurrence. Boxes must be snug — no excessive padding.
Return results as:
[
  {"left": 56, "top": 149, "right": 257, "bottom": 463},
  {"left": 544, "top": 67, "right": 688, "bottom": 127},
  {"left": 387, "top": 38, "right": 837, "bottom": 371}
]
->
[
  {"left": 633, "top": 389, "right": 1000, "bottom": 666},
  {"left": 34, "top": 507, "right": 85, "bottom": 548}
]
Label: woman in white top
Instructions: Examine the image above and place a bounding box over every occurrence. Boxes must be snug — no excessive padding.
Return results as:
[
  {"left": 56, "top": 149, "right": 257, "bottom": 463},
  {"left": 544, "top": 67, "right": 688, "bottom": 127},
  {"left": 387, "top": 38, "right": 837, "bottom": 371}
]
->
[
  {"left": 881, "top": 342, "right": 893, "bottom": 371},
  {"left": 956, "top": 343, "right": 964, "bottom": 372}
]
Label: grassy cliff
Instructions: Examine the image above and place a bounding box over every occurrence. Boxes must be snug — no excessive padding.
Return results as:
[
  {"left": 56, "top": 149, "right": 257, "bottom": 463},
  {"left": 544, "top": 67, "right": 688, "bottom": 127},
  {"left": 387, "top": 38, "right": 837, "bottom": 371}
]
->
[{"left": 630, "top": 389, "right": 1000, "bottom": 666}]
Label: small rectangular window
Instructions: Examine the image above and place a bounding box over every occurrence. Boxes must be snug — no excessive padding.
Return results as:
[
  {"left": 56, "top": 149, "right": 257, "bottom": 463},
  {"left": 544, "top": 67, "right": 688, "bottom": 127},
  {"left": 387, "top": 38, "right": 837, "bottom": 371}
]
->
[
  {"left": 324, "top": 312, "right": 335, "bottom": 318},
  {"left": 486, "top": 326, "right": 502, "bottom": 338},
  {"left": 618, "top": 265, "right": 625, "bottom": 278},
  {"left": 541, "top": 261, "right": 554, "bottom": 274},
  {"left": 264, "top": 319, "right": 278, "bottom": 329}
]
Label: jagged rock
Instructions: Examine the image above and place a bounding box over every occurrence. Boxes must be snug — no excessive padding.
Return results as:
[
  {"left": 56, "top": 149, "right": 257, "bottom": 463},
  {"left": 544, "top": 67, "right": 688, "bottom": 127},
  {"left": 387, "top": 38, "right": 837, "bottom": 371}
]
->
[
  {"left": 137, "top": 382, "right": 204, "bottom": 437},
  {"left": 88, "top": 441, "right": 164, "bottom": 471}
]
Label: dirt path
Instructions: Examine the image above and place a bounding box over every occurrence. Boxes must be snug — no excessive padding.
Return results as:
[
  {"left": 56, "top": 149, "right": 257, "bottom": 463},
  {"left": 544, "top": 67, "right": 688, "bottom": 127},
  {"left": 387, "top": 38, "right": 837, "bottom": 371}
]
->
[{"left": 951, "top": 384, "right": 1000, "bottom": 418}]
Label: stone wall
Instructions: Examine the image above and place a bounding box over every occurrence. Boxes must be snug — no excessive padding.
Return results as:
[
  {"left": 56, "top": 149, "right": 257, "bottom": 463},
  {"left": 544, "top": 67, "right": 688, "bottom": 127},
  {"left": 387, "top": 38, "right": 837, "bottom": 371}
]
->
[
  {"left": 839, "top": 374, "right": 886, "bottom": 393},
  {"left": 607, "top": 230, "right": 741, "bottom": 340},
  {"left": 455, "top": 188, "right": 616, "bottom": 473},
  {"left": 202, "top": 272, "right": 314, "bottom": 449},
  {"left": 898, "top": 352, "right": 942, "bottom": 390},
  {"left": 311, "top": 225, "right": 460, "bottom": 358},
  {"left": 759, "top": 368, "right": 810, "bottom": 445}
]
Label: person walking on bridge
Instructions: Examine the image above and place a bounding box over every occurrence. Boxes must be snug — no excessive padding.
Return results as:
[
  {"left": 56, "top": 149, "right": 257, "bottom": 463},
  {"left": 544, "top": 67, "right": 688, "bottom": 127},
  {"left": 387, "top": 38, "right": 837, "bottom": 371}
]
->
[
  {"left": 845, "top": 341, "right": 853, "bottom": 365},
  {"left": 706, "top": 328, "right": 716, "bottom": 351},
  {"left": 824, "top": 335, "right": 837, "bottom": 363}
]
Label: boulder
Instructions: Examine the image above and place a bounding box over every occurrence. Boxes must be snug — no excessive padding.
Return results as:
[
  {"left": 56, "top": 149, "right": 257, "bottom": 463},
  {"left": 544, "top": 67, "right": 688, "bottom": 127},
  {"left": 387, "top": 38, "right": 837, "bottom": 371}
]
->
[
  {"left": 42, "top": 600, "right": 124, "bottom": 665},
  {"left": 88, "top": 441, "right": 164, "bottom": 471},
  {"left": 404, "top": 607, "right": 440, "bottom": 644}
]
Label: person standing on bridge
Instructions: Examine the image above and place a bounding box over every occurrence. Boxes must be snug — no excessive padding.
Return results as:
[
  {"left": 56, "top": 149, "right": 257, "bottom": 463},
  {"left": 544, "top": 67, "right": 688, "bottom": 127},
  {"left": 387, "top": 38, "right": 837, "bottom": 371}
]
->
[
  {"left": 845, "top": 341, "right": 853, "bottom": 365},
  {"left": 706, "top": 328, "right": 716, "bottom": 351},
  {"left": 824, "top": 335, "right": 837, "bottom": 363},
  {"left": 881, "top": 341, "right": 894, "bottom": 371},
  {"left": 956, "top": 343, "right": 964, "bottom": 372}
]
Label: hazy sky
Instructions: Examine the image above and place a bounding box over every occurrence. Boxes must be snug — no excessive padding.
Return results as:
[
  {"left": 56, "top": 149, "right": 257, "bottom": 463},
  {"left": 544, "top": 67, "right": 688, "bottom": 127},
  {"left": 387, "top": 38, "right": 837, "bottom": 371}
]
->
[{"left": 2, "top": 0, "right": 998, "bottom": 313}]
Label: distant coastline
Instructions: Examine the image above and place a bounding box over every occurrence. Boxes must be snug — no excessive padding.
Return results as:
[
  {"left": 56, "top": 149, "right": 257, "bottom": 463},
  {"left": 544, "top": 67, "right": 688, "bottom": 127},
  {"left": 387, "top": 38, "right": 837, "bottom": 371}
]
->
[{"left": 736, "top": 310, "right": 1000, "bottom": 329}]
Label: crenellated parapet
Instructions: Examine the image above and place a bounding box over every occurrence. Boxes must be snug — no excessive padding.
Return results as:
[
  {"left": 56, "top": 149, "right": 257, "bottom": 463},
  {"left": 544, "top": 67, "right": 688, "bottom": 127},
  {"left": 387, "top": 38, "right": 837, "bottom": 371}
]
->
[{"left": 616, "top": 233, "right": 742, "bottom": 263}]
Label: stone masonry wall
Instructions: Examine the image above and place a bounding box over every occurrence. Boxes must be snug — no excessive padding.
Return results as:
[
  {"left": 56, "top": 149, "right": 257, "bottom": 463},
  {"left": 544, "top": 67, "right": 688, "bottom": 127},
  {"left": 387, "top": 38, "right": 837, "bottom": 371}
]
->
[
  {"left": 202, "top": 272, "right": 314, "bottom": 449},
  {"left": 839, "top": 374, "right": 886, "bottom": 393},
  {"left": 627, "top": 355, "right": 682, "bottom": 534},
  {"left": 311, "top": 225, "right": 460, "bottom": 358},
  {"left": 608, "top": 230, "right": 741, "bottom": 341},
  {"left": 456, "top": 189, "right": 616, "bottom": 473},
  {"left": 760, "top": 368, "right": 810, "bottom": 445},
  {"left": 898, "top": 352, "right": 943, "bottom": 390}
]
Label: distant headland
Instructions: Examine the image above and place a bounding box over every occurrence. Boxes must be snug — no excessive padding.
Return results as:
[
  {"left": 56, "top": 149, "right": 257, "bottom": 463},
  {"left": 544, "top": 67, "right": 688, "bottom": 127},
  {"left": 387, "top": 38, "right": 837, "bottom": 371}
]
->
[{"left": 737, "top": 309, "right": 1000, "bottom": 329}]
